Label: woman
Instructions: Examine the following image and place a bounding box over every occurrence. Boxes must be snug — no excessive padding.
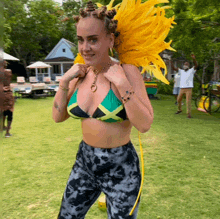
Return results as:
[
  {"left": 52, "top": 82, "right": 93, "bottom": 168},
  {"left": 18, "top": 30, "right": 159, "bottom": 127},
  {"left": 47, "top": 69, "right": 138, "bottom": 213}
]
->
[{"left": 53, "top": 2, "right": 153, "bottom": 218}]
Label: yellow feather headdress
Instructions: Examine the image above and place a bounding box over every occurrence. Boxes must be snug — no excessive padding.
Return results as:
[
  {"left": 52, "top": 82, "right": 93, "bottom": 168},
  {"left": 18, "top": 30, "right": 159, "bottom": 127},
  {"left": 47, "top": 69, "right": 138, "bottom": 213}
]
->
[{"left": 74, "top": 0, "right": 176, "bottom": 84}]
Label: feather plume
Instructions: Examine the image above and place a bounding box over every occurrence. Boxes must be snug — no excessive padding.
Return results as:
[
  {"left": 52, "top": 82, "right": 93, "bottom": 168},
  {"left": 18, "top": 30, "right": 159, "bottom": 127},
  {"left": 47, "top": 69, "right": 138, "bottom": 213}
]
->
[
  {"left": 113, "top": 0, "right": 175, "bottom": 84},
  {"left": 74, "top": 53, "right": 85, "bottom": 64}
]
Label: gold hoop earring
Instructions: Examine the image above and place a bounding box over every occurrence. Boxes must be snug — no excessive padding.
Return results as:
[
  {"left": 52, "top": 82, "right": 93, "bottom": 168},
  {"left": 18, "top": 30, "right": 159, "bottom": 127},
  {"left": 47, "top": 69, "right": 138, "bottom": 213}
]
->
[{"left": 110, "top": 48, "right": 113, "bottom": 57}]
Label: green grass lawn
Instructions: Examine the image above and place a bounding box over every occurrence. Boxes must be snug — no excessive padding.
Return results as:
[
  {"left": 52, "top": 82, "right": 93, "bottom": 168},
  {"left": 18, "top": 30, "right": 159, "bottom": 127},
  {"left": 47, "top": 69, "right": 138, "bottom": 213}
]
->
[{"left": 2, "top": 95, "right": 220, "bottom": 219}]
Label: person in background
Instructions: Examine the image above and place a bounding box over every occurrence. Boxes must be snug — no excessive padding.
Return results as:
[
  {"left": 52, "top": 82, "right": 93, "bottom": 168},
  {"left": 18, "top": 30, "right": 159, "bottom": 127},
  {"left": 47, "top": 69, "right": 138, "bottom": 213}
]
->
[
  {"left": 0, "top": 61, "right": 4, "bottom": 132},
  {"left": 171, "top": 54, "right": 198, "bottom": 118},
  {"left": 1, "top": 60, "right": 14, "bottom": 137},
  {"left": 172, "top": 71, "right": 181, "bottom": 105}
]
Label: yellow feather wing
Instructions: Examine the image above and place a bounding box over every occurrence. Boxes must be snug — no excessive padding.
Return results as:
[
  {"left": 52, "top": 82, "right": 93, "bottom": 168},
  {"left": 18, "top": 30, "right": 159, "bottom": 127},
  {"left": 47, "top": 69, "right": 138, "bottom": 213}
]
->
[
  {"left": 113, "top": 0, "right": 175, "bottom": 84},
  {"left": 74, "top": 53, "right": 85, "bottom": 64}
]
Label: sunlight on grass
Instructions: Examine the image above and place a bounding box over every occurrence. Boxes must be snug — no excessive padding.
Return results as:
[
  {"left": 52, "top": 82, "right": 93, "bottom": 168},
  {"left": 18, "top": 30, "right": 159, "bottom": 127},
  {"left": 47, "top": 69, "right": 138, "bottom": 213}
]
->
[{"left": 2, "top": 96, "right": 220, "bottom": 219}]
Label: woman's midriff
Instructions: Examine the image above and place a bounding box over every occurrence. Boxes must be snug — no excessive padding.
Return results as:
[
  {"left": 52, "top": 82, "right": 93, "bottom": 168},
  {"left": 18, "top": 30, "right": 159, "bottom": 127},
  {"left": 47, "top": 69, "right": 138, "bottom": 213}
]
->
[{"left": 81, "top": 118, "right": 132, "bottom": 148}]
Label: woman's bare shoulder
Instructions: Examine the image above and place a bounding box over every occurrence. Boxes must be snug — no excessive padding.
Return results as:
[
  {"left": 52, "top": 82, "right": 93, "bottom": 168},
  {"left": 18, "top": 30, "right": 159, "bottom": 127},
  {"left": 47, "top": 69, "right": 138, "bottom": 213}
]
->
[
  {"left": 121, "top": 64, "right": 142, "bottom": 81},
  {"left": 121, "top": 63, "right": 139, "bottom": 70}
]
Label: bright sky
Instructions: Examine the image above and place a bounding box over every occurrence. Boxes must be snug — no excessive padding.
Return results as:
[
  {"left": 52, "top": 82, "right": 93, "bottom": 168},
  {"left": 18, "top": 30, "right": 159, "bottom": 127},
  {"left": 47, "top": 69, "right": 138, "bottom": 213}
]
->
[
  {"left": 53, "top": 0, "right": 81, "bottom": 5},
  {"left": 53, "top": 0, "right": 63, "bottom": 5}
]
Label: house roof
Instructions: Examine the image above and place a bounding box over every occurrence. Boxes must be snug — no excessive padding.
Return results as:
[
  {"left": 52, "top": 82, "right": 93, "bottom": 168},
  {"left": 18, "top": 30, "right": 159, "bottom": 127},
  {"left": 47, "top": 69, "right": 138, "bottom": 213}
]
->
[
  {"left": 45, "top": 38, "right": 76, "bottom": 61},
  {"left": 64, "top": 38, "right": 76, "bottom": 48},
  {"left": 44, "top": 57, "right": 74, "bottom": 62}
]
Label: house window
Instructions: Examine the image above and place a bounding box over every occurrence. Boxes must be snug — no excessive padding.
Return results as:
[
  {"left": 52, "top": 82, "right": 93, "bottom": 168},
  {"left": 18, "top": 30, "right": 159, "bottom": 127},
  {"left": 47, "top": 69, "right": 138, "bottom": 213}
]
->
[
  {"left": 53, "top": 65, "right": 59, "bottom": 74},
  {"left": 63, "top": 48, "right": 66, "bottom": 53}
]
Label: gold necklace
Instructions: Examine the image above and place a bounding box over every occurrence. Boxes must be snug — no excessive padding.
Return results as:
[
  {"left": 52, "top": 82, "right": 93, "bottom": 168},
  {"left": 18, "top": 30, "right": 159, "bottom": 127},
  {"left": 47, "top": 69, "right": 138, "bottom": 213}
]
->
[{"left": 90, "top": 61, "right": 112, "bottom": 92}]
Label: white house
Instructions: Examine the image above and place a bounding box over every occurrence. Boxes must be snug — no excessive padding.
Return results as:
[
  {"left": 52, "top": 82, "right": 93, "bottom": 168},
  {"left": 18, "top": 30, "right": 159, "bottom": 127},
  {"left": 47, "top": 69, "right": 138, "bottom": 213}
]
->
[{"left": 44, "top": 38, "right": 76, "bottom": 81}]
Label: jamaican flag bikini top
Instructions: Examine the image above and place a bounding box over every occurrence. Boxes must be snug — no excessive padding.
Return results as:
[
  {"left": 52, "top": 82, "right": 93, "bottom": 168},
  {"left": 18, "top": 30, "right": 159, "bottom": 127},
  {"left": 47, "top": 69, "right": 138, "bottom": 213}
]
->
[{"left": 67, "top": 82, "right": 127, "bottom": 123}]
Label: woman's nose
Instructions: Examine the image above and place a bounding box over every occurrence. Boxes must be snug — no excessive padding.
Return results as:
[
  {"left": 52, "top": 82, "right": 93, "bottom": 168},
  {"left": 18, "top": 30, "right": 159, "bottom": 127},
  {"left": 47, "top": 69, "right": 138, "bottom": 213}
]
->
[{"left": 82, "top": 41, "right": 90, "bottom": 51}]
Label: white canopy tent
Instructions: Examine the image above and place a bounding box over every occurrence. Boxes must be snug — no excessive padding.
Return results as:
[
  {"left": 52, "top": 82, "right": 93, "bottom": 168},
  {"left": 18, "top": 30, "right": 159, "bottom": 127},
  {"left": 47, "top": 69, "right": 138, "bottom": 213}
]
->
[
  {"left": 3, "top": 52, "right": 20, "bottom": 61},
  {"left": 27, "top": 61, "right": 52, "bottom": 81}
]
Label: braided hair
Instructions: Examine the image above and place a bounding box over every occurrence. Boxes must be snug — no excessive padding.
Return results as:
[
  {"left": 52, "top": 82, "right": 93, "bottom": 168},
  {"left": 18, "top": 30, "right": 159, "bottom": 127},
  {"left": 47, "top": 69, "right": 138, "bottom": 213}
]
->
[{"left": 73, "top": 1, "right": 119, "bottom": 38}]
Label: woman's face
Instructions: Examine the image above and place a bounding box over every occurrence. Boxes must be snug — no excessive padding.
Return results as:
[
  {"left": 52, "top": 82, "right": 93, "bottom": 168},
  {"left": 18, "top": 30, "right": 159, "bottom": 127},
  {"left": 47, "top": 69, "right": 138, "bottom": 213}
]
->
[{"left": 77, "top": 17, "right": 114, "bottom": 66}]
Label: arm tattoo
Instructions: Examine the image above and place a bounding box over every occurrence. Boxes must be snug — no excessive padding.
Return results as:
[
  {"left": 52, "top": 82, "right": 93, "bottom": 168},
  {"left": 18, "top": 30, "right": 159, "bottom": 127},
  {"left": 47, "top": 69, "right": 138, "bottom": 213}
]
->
[
  {"left": 54, "top": 101, "right": 61, "bottom": 112},
  {"left": 72, "top": 71, "right": 79, "bottom": 80}
]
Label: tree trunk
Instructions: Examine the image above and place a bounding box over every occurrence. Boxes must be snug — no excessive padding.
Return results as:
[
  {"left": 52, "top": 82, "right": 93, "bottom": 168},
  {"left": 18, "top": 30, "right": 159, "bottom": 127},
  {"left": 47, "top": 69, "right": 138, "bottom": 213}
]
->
[
  {"left": 201, "top": 64, "right": 209, "bottom": 94},
  {"left": 13, "top": 47, "right": 28, "bottom": 78}
]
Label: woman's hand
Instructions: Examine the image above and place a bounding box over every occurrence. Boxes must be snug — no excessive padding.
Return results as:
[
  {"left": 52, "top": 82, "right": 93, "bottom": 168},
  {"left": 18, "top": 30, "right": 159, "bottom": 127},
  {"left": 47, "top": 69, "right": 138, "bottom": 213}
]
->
[
  {"left": 103, "top": 63, "right": 128, "bottom": 87},
  {"left": 61, "top": 64, "right": 89, "bottom": 83}
]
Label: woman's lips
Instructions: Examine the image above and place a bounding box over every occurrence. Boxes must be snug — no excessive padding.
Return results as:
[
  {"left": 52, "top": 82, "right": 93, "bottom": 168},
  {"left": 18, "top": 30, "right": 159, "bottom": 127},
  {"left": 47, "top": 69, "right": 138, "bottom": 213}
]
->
[{"left": 83, "top": 54, "right": 95, "bottom": 59}]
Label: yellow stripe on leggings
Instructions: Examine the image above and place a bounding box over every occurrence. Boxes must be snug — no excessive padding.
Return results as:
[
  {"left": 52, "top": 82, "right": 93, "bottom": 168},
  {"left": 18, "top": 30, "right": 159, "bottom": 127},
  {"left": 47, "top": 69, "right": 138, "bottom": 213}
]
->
[{"left": 129, "top": 131, "right": 145, "bottom": 215}]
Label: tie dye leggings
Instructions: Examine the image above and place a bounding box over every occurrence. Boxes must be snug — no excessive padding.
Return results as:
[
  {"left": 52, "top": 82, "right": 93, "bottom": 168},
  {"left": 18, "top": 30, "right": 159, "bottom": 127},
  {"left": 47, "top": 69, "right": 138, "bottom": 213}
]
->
[{"left": 58, "top": 140, "right": 141, "bottom": 219}]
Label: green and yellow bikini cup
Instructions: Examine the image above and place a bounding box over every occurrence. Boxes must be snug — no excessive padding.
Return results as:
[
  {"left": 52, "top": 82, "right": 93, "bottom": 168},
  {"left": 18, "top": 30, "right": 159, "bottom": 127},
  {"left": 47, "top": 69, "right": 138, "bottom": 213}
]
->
[
  {"left": 73, "top": 0, "right": 175, "bottom": 215},
  {"left": 68, "top": 82, "right": 127, "bottom": 123}
]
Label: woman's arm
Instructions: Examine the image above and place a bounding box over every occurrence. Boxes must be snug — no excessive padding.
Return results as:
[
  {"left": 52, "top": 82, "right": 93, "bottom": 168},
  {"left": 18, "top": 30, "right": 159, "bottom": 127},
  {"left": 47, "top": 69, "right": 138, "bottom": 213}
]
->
[
  {"left": 52, "top": 78, "right": 79, "bottom": 123},
  {"left": 52, "top": 64, "right": 88, "bottom": 123},
  {"left": 116, "top": 64, "right": 154, "bottom": 133}
]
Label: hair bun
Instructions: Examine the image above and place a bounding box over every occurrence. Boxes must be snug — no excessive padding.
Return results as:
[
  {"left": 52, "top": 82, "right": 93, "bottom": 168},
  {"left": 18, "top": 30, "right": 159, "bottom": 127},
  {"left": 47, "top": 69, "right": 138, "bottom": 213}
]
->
[
  {"left": 97, "top": 6, "right": 107, "bottom": 19},
  {"left": 86, "top": 1, "right": 96, "bottom": 12},
  {"left": 106, "top": 9, "right": 116, "bottom": 19},
  {"left": 62, "top": 17, "right": 70, "bottom": 22},
  {"left": 72, "top": 15, "right": 80, "bottom": 22},
  {"left": 80, "top": 8, "right": 87, "bottom": 17},
  {"left": 115, "top": 31, "right": 120, "bottom": 38}
]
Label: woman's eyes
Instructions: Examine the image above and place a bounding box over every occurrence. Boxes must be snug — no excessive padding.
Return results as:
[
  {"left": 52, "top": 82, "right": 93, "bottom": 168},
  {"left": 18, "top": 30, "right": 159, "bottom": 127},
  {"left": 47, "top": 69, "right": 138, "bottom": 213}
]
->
[
  {"left": 90, "top": 38, "right": 97, "bottom": 43},
  {"left": 77, "top": 38, "right": 97, "bottom": 43},
  {"left": 77, "top": 38, "right": 83, "bottom": 44}
]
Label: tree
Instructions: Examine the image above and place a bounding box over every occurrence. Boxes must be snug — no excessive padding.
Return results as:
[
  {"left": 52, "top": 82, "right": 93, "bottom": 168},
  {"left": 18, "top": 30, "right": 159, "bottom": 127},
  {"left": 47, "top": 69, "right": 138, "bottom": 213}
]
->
[
  {"left": 3, "top": 0, "right": 63, "bottom": 75},
  {"left": 4, "top": 0, "right": 219, "bottom": 82},
  {"left": 1, "top": 1, "right": 12, "bottom": 50},
  {"left": 2, "top": 23, "right": 12, "bottom": 50},
  {"left": 60, "top": 0, "right": 83, "bottom": 55}
]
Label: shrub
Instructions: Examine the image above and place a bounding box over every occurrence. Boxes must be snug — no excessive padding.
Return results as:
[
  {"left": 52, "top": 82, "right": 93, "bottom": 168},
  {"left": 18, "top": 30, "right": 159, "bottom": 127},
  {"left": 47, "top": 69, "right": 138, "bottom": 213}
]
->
[{"left": 157, "top": 80, "right": 174, "bottom": 95}]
